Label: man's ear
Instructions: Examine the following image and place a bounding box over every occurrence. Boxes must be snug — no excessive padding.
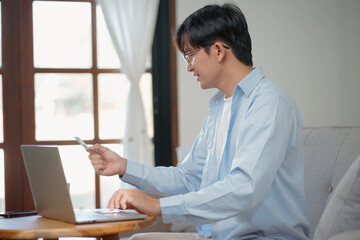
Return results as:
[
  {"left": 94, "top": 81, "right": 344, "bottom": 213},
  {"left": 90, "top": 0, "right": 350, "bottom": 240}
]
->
[{"left": 213, "top": 42, "right": 227, "bottom": 62}]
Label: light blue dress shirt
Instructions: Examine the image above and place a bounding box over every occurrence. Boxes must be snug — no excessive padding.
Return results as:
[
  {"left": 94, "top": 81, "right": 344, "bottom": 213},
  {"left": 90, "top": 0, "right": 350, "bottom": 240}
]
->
[{"left": 122, "top": 67, "right": 309, "bottom": 240}]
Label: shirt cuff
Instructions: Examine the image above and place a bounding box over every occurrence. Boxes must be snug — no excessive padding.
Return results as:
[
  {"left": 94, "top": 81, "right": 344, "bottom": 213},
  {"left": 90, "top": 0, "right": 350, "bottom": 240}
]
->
[
  {"left": 160, "top": 194, "right": 186, "bottom": 224},
  {"left": 121, "top": 159, "right": 144, "bottom": 183}
]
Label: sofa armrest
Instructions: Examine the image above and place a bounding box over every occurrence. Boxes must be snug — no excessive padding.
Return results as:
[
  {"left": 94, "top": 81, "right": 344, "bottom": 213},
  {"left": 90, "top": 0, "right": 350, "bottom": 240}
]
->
[{"left": 328, "top": 230, "right": 360, "bottom": 240}]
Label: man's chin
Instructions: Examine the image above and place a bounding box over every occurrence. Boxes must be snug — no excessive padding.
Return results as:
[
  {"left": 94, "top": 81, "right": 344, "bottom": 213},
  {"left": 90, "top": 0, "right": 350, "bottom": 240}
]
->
[
  {"left": 199, "top": 83, "right": 214, "bottom": 90},
  {"left": 199, "top": 83, "right": 207, "bottom": 89}
]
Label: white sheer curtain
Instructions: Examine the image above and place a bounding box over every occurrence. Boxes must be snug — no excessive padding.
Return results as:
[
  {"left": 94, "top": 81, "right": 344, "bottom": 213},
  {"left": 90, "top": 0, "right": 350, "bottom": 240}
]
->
[{"left": 97, "top": 0, "right": 159, "bottom": 166}]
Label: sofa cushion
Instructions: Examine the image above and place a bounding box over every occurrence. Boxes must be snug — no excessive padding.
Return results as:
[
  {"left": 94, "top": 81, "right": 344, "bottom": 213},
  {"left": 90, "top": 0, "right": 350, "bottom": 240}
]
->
[
  {"left": 313, "top": 155, "right": 360, "bottom": 240},
  {"left": 327, "top": 230, "right": 360, "bottom": 240},
  {"left": 303, "top": 127, "right": 360, "bottom": 238}
]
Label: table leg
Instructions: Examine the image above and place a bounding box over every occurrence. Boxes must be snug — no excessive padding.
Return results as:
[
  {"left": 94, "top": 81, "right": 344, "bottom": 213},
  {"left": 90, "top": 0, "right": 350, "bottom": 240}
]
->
[{"left": 102, "top": 233, "right": 119, "bottom": 240}]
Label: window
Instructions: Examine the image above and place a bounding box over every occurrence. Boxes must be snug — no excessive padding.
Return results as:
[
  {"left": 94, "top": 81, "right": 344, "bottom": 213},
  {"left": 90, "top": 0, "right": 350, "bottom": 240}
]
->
[{"left": 1, "top": 0, "right": 176, "bottom": 212}]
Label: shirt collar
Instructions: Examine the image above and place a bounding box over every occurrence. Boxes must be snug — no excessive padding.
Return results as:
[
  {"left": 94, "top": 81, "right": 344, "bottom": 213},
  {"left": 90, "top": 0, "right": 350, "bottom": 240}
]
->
[
  {"left": 209, "top": 66, "right": 265, "bottom": 105},
  {"left": 237, "top": 66, "right": 265, "bottom": 97}
]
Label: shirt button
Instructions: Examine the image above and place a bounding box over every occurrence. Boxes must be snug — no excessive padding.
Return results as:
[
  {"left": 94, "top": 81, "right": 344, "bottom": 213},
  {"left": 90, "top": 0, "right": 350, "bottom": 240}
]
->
[{"left": 328, "top": 185, "right": 333, "bottom": 193}]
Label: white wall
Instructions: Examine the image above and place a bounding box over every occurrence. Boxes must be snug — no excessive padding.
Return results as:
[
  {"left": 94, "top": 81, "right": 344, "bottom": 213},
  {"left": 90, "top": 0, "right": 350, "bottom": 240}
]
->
[{"left": 176, "top": 0, "right": 360, "bottom": 146}]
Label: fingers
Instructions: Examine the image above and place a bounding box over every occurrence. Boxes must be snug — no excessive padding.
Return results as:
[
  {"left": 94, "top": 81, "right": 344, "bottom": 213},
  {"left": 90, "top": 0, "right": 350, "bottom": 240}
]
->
[
  {"left": 87, "top": 144, "right": 107, "bottom": 173},
  {"left": 106, "top": 189, "right": 161, "bottom": 216},
  {"left": 108, "top": 189, "right": 136, "bottom": 211},
  {"left": 87, "top": 143, "right": 109, "bottom": 154},
  {"left": 108, "top": 189, "right": 129, "bottom": 211},
  {"left": 88, "top": 153, "right": 103, "bottom": 163},
  {"left": 120, "top": 194, "right": 127, "bottom": 210},
  {"left": 88, "top": 153, "right": 105, "bottom": 172}
]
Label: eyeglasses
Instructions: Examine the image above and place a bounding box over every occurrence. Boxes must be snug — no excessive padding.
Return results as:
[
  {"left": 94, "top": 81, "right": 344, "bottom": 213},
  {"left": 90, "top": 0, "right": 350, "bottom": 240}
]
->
[
  {"left": 182, "top": 44, "right": 230, "bottom": 67},
  {"left": 182, "top": 48, "right": 202, "bottom": 67}
]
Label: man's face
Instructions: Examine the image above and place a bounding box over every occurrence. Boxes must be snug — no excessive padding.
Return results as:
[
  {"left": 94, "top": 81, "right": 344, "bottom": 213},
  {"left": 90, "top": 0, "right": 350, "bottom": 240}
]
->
[{"left": 183, "top": 43, "right": 222, "bottom": 90}]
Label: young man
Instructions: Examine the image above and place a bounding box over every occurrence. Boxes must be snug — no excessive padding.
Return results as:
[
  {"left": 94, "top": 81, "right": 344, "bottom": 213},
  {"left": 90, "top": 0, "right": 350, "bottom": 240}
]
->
[{"left": 88, "top": 4, "right": 309, "bottom": 240}]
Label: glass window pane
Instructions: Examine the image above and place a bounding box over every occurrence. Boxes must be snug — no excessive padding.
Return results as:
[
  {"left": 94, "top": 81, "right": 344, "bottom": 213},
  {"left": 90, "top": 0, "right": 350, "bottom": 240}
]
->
[
  {"left": 59, "top": 146, "right": 95, "bottom": 209},
  {"left": 0, "top": 149, "right": 4, "bottom": 212},
  {"left": 33, "top": 1, "right": 92, "bottom": 68},
  {"left": 98, "top": 73, "right": 130, "bottom": 139},
  {"left": 96, "top": 5, "right": 120, "bottom": 69},
  {"left": 35, "top": 73, "right": 94, "bottom": 141}
]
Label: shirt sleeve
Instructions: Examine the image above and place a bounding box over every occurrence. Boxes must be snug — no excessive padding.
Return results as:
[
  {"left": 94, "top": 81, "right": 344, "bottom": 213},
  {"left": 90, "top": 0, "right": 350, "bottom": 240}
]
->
[
  {"left": 121, "top": 115, "right": 210, "bottom": 197},
  {"left": 160, "top": 92, "right": 302, "bottom": 224}
]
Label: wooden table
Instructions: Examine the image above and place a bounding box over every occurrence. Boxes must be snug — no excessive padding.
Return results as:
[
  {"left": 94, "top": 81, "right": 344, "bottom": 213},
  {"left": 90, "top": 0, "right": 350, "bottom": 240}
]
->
[{"left": 0, "top": 215, "right": 156, "bottom": 240}]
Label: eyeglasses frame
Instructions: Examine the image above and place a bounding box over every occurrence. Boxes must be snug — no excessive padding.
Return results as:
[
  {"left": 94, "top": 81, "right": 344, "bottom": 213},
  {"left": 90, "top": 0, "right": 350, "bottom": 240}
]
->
[{"left": 182, "top": 44, "right": 230, "bottom": 67}]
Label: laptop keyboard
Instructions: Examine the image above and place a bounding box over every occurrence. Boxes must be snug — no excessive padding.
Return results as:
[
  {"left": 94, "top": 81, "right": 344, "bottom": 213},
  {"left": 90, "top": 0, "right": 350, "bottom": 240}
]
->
[
  {"left": 74, "top": 209, "right": 146, "bottom": 222},
  {"left": 75, "top": 212, "right": 123, "bottom": 221}
]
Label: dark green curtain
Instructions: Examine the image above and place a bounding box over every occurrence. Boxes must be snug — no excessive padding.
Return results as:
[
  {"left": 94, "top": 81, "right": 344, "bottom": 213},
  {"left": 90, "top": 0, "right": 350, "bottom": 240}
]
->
[{"left": 152, "top": 0, "right": 173, "bottom": 167}]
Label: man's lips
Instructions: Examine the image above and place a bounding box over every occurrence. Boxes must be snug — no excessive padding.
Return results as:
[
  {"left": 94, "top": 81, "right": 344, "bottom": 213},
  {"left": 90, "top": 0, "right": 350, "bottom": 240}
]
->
[{"left": 194, "top": 74, "right": 199, "bottom": 81}]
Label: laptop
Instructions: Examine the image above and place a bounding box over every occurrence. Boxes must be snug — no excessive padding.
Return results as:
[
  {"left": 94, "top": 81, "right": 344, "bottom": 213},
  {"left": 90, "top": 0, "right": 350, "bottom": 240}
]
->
[{"left": 21, "top": 145, "right": 148, "bottom": 224}]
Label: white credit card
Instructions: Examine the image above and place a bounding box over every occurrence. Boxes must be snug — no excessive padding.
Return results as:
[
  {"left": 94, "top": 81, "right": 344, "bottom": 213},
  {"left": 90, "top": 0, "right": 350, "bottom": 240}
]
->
[{"left": 74, "top": 137, "right": 88, "bottom": 150}]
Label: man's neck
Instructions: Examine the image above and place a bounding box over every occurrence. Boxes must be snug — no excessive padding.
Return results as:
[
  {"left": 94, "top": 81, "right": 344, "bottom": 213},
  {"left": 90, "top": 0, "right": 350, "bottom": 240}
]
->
[{"left": 218, "top": 60, "right": 253, "bottom": 98}]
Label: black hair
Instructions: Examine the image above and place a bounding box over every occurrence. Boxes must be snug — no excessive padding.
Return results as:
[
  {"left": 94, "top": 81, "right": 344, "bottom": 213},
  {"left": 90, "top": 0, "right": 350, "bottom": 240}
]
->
[{"left": 175, "top": 3, "right": 253, "bottom": 66}]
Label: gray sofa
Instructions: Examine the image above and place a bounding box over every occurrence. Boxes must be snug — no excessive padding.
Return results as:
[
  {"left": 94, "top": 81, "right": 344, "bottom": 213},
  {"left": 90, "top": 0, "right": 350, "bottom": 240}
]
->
[{"left": 120, "top": 127, "right": 360, "bottom": 239}]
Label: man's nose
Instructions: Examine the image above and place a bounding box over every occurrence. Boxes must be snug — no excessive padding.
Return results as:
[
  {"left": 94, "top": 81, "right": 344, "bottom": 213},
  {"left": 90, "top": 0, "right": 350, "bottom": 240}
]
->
[{"left": 186, "top": 64, "right": 194, "bottom": 72}]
